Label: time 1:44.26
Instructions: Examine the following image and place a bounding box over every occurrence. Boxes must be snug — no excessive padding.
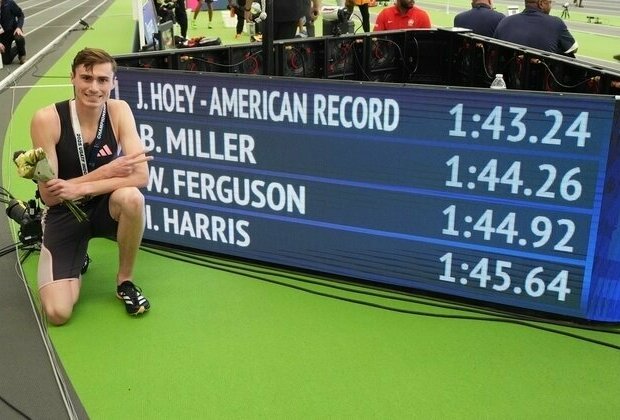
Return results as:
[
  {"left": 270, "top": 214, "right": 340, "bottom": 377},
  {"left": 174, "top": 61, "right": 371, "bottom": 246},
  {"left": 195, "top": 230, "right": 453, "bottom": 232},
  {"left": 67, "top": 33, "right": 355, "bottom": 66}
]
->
[{"left": 445, "top": 155, "right": 583, "bottom": 202}]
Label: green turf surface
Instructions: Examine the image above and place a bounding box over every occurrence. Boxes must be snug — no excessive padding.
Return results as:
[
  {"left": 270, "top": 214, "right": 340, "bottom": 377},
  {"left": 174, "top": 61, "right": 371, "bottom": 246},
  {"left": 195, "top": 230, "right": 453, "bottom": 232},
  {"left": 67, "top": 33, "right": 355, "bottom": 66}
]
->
[
  {"left": 4, "top": 1, "right": 620, "bottom": 418},
  {"left": 19, "top": 239, "right": 620, "bottom": 418}
]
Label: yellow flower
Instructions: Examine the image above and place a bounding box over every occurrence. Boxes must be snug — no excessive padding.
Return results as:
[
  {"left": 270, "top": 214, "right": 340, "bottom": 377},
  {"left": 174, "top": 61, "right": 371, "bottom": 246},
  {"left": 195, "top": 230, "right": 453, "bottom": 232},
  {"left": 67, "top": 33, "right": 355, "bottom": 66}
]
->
[{"left": 13, "top": 148, "right": 88, "bottom": 222}]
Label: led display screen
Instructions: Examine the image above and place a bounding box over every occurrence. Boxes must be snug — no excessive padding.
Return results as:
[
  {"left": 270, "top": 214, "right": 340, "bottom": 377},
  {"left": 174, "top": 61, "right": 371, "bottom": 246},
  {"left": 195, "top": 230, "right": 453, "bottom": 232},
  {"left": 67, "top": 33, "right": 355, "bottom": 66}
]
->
[{"left": 116, "top": 67, "right": 620, "bottom": 322}]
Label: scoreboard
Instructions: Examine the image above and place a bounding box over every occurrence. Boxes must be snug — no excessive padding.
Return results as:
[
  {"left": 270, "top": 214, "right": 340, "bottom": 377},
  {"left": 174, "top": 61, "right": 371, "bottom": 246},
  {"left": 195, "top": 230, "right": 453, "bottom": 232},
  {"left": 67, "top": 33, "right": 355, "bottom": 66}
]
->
[{"left": 116, "top": 67, "right": 620, "bottom": 322}]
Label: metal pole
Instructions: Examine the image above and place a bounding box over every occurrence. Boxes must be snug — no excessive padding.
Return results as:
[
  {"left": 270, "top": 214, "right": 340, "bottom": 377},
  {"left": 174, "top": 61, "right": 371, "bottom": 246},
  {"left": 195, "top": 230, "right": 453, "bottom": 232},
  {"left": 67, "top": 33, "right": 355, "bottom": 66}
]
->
[{"left": 262, "top": 0, "right": 274, "bottom": 75}]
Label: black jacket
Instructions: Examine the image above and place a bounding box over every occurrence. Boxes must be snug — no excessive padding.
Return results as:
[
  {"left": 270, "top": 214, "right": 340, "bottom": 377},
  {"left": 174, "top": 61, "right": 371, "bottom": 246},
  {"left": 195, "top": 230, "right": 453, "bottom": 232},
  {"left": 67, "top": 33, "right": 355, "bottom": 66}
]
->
[
  {"left": 0, "top": 0, "right": 25, "bottom": 34},
  {"left": 272, "top": 0, "right": 305, "bottom": 22}
]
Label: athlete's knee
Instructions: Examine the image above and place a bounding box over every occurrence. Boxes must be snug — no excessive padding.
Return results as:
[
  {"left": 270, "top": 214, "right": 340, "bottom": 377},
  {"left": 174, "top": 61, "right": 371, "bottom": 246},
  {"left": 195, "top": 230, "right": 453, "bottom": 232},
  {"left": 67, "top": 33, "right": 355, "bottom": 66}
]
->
[
  {"left": 43, "top": 302, "right": 74, "bottom": 326},
  {"left": 113, "top": 188, "right": 145, "bottom": 216},
  {"left": 124, "top": 190, "right": 145, "bottom": 218}
]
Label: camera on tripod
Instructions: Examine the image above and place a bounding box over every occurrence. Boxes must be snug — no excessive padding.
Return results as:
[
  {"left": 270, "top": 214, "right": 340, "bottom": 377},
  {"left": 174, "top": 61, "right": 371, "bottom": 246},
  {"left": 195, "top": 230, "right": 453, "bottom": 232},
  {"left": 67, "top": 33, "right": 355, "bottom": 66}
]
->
[
  {"left": 159, "top": 0, "right": 177, "bottom": 12},
  {"left": 322, "top": 6, "right": 352, "bottom": 24},
  {"left": 1, "top": 182, "right": 42, "bottom": 247},
  {"left": 322, "top": 6, "right": 353, "bottom": 36},
  {"left": 5, "top": 197, "right": 42, "bottom": 246},
  {"left": 2, "top": 187, "right": 91, "bottom": 271}
]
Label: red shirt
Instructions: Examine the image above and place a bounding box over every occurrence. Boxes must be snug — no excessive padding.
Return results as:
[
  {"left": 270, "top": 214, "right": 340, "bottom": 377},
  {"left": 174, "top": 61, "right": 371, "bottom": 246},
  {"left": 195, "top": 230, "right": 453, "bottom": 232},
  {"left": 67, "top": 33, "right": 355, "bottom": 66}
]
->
[{"left": 373, "top": 6, "right": 432, "bottom": 31}]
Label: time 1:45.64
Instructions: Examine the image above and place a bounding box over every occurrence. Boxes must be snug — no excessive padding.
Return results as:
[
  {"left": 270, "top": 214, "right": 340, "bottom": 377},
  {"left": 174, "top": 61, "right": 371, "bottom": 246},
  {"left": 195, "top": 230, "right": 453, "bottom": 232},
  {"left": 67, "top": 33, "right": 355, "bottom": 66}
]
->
[{"left": 439, "top": 252, "right": 571, "bottom": 301}]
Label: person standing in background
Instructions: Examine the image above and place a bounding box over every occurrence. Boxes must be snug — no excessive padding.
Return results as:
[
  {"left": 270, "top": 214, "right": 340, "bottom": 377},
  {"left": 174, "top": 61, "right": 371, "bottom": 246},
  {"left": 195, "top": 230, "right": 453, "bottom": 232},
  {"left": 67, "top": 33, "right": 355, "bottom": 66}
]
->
[
  {"left": 155, "top": 0, "right": 188, "bottom": 39},
  {"left": 272, "top": 0, "right": 321, "bottom": 40},
  {"left": 373, "top": 0, "right": 431, "bottom": 31},
  {"left": 494, "top": 0, "right": 578, "bottom": 56},
  {"left": 454, "top": 0, "right": 504, "bottom": 37},
  {"left": 229, "top": 0, "right": 247, "bottom": 39},
  {"left": 191, "top": 0, "right": 214, "bottom": 29},
  {"left": 299, "top": 0, "right": 319, "bottom": 37},
  {"left": 0, "top": 0, "right": 27, "bottom": 65},
  {"left": 174, "top": 0, "right": 189, "bottom": 38},
  {"left": 346, "top": 0, "right": 371, "bottom": 32}
]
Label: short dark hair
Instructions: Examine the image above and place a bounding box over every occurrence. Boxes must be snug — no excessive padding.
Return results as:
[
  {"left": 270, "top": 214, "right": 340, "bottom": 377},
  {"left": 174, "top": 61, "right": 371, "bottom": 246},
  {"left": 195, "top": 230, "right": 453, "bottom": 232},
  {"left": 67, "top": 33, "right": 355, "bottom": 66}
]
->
[{"left": 71, "top": 48, "right": 117, "bottom": 75}]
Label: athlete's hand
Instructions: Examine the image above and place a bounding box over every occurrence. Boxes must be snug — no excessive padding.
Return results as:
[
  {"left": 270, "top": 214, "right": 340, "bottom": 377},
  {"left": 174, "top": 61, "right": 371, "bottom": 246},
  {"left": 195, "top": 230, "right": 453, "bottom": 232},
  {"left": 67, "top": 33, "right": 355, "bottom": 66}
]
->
[
  {"left": 102, "top": 151, "right": 153, "bottom": 178},
  {"left": 44, "top": 178, "right": 86, "bottom": 202}
]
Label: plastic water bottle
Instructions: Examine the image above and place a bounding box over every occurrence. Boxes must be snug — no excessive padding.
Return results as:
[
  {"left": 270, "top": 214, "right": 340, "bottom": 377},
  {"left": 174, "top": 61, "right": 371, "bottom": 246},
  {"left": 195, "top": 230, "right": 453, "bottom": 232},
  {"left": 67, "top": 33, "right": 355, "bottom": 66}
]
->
[
  {"left": 490, "top": 74, "right": 507, "bottom": 89},
  {"left": 247, "top": 22, "right": 256, "bottom": 37}
]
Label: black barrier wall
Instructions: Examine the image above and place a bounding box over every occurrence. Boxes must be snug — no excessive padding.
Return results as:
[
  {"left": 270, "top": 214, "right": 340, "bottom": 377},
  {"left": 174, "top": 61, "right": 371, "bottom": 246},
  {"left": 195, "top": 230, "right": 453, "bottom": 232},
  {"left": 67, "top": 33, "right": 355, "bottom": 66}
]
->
[{"left": 115, "top": 28, "right": 620, "bottom": 95}]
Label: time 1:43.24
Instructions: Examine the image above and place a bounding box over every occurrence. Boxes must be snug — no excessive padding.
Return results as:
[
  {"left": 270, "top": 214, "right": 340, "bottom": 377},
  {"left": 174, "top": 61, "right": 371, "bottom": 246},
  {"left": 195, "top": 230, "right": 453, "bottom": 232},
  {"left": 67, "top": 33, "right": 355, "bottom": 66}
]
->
[{"left": 448, "top": 104, "right": 590, "bottom": 147}]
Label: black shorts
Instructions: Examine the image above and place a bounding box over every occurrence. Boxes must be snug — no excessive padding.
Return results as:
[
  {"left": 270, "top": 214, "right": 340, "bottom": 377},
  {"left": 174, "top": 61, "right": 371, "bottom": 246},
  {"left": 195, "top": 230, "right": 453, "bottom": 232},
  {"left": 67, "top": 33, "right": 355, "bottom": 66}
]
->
[{"left": 40, "top": 194, "right": 117, "bottom": 283}]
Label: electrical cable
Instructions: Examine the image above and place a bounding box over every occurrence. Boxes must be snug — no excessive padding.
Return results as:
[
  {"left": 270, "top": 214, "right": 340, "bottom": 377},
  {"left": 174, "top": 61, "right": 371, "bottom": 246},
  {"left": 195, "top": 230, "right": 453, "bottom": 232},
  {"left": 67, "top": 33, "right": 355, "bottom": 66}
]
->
[
  {"left": 1, "top": 28, "right": 86, "bottom": 420},
  {"left": 477, "top": 44, "right": 517, "bottom": 83},
  {"left": 0, "top": 393, "right": 32, "bottom": 420},
  {"left": 328, "top": 39, "right": 356, "bottom": 79},
  {"left": 140, "top": 244, "right": 620, "bottom": 350},
  {"left": 4, "top": 242, "right": 80, "bottom": 420},
  {"left": 0, "top": 227, "right": 80, "bottom": 417},
  {"left": 368, "top": 37, "right": 411, "bottom": 81},
  {"left": 476, "top": 44, "right": 595, "bottom": 90},
  {"left": 282, "top": 46, "right": 308, "bottom": 78},
  {"left": 534, "top": 58, "right": 598, "bottom": 89},
  {"left": 180, "top": 49, "right": 263, "bottom": 71},
  {"left": 351, "top": 39, "right": 370, "bottom": 80}
]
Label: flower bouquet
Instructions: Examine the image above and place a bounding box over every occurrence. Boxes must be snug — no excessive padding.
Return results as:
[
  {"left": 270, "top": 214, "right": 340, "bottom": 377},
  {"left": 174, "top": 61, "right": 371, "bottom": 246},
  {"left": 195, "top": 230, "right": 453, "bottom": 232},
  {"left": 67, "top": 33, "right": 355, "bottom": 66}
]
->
[{"left": 14, "top": 148, "right": 88, "bottom": 222}]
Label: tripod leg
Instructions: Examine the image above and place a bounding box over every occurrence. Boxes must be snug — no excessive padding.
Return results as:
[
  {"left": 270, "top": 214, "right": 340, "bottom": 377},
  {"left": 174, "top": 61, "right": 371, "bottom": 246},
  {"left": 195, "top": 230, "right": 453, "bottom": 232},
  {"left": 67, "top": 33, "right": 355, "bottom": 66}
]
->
[{"left": 0, "top": 242, "right": 22, "bottom": 257}]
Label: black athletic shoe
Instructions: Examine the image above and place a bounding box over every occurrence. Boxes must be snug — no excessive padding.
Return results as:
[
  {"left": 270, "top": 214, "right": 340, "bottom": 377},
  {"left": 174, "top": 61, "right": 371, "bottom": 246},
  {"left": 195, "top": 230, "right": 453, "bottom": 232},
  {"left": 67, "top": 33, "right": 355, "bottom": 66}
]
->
[{"left": 116, "top": 281, "right": 150, "bottom": 315}]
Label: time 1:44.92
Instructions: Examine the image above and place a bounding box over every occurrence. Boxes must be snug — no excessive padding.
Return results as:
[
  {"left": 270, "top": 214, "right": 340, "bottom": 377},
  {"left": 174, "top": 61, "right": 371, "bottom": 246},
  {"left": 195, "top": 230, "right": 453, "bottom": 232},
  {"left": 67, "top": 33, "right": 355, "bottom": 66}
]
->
[{"left": 448, "top": 104, "right": 590, "bottom": 147}]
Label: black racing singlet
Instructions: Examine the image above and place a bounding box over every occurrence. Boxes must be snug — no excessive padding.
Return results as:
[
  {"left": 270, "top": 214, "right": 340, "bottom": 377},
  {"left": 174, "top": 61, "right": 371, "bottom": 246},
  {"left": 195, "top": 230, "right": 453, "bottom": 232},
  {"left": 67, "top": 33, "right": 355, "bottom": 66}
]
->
[{"left": 54, "top": 100, "right": 118, "bottom": 180}]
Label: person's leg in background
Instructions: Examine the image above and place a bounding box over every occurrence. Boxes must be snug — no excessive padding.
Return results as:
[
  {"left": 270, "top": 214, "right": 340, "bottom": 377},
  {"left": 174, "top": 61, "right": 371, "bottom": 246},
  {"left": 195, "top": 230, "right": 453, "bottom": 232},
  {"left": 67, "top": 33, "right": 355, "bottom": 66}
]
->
[
  {"left": 191, "top": 0, "right": 204, "bottom": 29},
  {"left": 358, "top": 4, "right": 369, "bottom": 32},
  {"left": 0, "top": 34, "right": 25, "bottom": 65},
  {"left": 273, "top": 21, "right": 298, "bottom": 40},
  {"left": 206, "top": 0, "right": 214, "bottom": 28},
  {"left": 234, "top": 5, "right": 245, "bottom": 38},
  {"left": 176, "top": 2, "right": 189, "bottom": 38},
  {"left": 0, "top": 38, "right": 10, "bottom": 65}
]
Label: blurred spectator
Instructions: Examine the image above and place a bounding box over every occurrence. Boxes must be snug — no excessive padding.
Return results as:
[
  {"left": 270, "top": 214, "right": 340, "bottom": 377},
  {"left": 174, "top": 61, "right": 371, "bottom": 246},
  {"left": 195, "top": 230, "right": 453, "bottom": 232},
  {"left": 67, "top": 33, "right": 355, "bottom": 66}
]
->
[
  {"left": 494, "top": 0, "right": 578, "bottom": 56},
  {"left": 346, "top": 0, "right": 371, "bottom": 32},
  {"left": 373, "top": 0, "right": 431, "bottom": 31},
  {"left": 454, "top": 0, "right": 504, "bottom": 37},
  {"left": 156, "top": 0, "right": 188, "bottom": 38},
  {"left": 228, "top": 0, "right": 247, "bottom": 39},
  {"left": 192, "top": 0, "right": 214, "bottom": 29},
  {"left": 0, "top": 0, "right": 26, "bottom": 65},
  {"left": 273, "top": 0, "right": 321, "bottom": 40}
]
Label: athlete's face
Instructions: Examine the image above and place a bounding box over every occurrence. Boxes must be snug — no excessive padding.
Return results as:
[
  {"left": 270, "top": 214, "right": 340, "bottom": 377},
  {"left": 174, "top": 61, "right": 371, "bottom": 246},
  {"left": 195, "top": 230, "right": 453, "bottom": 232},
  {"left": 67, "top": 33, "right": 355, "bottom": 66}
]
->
[
  {"left": 398, "top": 0, "right": 414, "bottom": 10},
  {"left": 71, "top": 63, "right": 115, "bottom": 108}
]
